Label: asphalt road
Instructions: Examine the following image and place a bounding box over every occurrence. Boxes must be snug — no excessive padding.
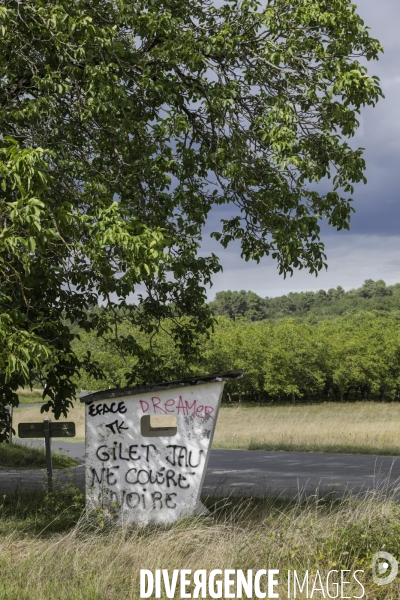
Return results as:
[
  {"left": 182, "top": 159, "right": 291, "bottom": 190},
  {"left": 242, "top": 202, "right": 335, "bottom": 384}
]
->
[
  {"left": 203, "top": 449, "right": 400, "bottom": 499},
  {"left": 2, "top": 440, "right": 400, "bottom": 499}
]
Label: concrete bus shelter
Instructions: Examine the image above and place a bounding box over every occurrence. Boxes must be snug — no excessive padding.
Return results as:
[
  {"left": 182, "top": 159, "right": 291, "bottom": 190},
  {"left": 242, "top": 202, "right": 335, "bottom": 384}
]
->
[{"left": 80, "top": 370, "right": 243, "bottom": 525}]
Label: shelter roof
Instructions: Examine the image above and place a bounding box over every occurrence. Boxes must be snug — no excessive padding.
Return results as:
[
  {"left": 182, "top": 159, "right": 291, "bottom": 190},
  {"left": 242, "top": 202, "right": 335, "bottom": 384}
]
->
[{"left": 79, "top": 370, "right": 244, "bottom": 403}]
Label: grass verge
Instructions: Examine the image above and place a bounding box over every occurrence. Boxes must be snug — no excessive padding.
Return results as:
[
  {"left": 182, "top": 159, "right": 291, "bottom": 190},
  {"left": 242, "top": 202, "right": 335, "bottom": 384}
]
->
[
  {"left": 0, "top": 486, "right": 399, "bottom": 598},
  {"left": 0, "top": 443, "right": 79, "bottom": 469}
]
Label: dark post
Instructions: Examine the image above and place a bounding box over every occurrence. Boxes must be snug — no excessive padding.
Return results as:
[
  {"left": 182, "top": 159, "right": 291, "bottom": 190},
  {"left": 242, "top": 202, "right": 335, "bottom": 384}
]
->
[
  {"left": 9, "top": 405, "right": 13, "bottom": 444},
  {"left": 43, "top": 418, "right": 53, "bottom": 492},
  {"left": 4, "top": 406, "right": 12, "bottom": 444}
]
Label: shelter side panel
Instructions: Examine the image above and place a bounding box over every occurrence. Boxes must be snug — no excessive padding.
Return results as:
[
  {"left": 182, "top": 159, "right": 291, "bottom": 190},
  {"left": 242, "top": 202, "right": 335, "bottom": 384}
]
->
[{"left": 85, "top": 382, "right": 223, "bottom": 524}]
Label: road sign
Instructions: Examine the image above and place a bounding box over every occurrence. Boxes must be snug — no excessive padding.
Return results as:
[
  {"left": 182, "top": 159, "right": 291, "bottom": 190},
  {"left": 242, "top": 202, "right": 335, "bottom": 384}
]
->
[
  {"left": 18, "top": 419, "right": 76, "bottom": 492},
  {"left": 18, "top": 421, "right": 75, "bottom": 438}
]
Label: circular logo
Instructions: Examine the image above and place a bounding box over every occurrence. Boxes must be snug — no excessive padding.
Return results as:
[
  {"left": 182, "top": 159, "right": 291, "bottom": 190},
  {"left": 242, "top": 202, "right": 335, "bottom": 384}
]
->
[{"left": 372, "top": 551, "right": 398, "bottom": 586}]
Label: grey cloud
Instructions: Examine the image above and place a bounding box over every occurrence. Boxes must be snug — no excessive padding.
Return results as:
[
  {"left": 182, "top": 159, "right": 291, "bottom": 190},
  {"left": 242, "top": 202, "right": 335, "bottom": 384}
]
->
[
  {"left": 204, "top": 234, "right": 400, "bottom": 299},
  {"left": 202, "top": 0, "right": 400, "bottom": 291},
  {"left": 338, "top": 0, "right": 400, "bottom": 235}
]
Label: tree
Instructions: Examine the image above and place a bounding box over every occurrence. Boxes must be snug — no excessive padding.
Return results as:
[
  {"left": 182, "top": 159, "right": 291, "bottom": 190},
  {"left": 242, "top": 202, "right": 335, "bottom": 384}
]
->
[
  {"left": 73, "top": 318, "right": 205, "bottom": 390},
  {"left": 201, "top": 317, "right": 269, "bottom": 399},
  {"left": 316, "top": 312, "right": 400, "bottom": 402},
  {"left": 0, "top": 0, "right": 383, "bottom": 434},
  {"left": 262, "top": 319, "right": 325, "bottom": 401},
  {"left": 209, "top": 290, "right": 266, "bottom": 320}
]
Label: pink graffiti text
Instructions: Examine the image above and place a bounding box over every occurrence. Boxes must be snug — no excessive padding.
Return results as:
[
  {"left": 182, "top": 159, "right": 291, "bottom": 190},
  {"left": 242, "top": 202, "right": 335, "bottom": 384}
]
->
[{"left": 139, "top": 396, "right": 215, "bottom": 419}]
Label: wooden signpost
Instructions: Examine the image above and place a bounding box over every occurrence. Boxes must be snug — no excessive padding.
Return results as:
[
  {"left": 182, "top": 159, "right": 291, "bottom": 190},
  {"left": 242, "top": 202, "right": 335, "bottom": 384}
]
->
[
  {"left": 3, "top": 406, "right": 13, "bottom": 443},
  {"left": 18, "top": 419, "right": 76, "bottom": 492}
]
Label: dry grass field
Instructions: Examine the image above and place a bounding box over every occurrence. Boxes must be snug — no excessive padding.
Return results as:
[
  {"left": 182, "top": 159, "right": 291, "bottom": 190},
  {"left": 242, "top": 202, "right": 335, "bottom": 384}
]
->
[
  {"left": 13, "top": 401, "right": 400, "bottom": 455},
  {"left": 13, "top": 402, "right": 86, "bottom": 442},
  {"left": 16, "top": 387, "right": 45, "bottom": 404},
  {"left": 0, "top": 488, "right": 399, "bottom": 599},
  {"left": 213, "top": 402, "right": 400, "bottom": 455}
]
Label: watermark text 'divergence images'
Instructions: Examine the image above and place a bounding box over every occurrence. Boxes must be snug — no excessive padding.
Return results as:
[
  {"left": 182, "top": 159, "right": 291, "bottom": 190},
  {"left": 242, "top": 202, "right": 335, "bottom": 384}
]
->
[
  {"left": 140, "top": 551, "right": 399, "bottom": 598},
  {"left": 140, "top": 569, "right": 364, "bottom": 598}
]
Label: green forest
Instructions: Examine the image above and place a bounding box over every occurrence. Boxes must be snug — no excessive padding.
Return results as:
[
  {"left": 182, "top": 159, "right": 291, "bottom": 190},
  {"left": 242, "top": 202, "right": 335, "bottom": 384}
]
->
[
  {"left": 73, "top": 280, "right": 400, "bottom": 404},
  {"left": 209, "top": 279, "right": 400, "bottom": 322}
]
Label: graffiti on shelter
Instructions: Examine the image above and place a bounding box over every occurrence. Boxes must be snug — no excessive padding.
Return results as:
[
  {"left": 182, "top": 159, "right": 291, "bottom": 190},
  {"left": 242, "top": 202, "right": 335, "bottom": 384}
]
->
[{"left": 82, "top": 375, "right": 243, "bottom": 525}]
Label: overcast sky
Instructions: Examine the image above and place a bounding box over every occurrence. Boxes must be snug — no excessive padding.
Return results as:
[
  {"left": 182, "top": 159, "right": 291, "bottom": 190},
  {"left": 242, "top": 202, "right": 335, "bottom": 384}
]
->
[{"left": 204, "top": 0, "right": 400, "bottom": 300}]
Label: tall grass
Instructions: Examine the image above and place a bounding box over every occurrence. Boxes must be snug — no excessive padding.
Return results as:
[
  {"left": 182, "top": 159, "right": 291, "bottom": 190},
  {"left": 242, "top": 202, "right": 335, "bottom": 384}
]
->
[{"left": 0, "top": 486, "right": 400, "bottom": 599}]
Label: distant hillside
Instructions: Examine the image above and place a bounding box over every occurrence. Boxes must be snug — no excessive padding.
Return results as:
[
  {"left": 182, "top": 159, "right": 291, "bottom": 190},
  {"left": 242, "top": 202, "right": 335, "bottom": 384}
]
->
[{"left": 208, "top": 280, "right": 400, "bottom": 321}]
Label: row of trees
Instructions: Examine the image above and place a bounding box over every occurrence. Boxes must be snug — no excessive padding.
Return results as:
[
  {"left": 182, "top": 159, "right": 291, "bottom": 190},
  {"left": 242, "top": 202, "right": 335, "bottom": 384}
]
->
[
  {"left": 74, "top": 311, "right": 400, "bottom": 403},
  {"left": 209, "top": 280, "right": 400, "bottom": 322}
]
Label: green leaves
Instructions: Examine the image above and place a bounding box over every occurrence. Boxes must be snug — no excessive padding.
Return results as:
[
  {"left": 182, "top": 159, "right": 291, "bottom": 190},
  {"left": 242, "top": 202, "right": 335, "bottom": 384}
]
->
[
  {"left": 0, "top": 0, "right": 383, "bottom": 428},
  {"left": 198, "top": 313, "right": 400, "bottom": 403}
]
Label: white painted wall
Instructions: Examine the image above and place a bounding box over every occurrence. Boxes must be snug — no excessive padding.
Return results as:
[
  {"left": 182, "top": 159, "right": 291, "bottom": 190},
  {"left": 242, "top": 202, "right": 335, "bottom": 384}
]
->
[{"left": 85, "top": 381, "right": 225, "bottom": 525}]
